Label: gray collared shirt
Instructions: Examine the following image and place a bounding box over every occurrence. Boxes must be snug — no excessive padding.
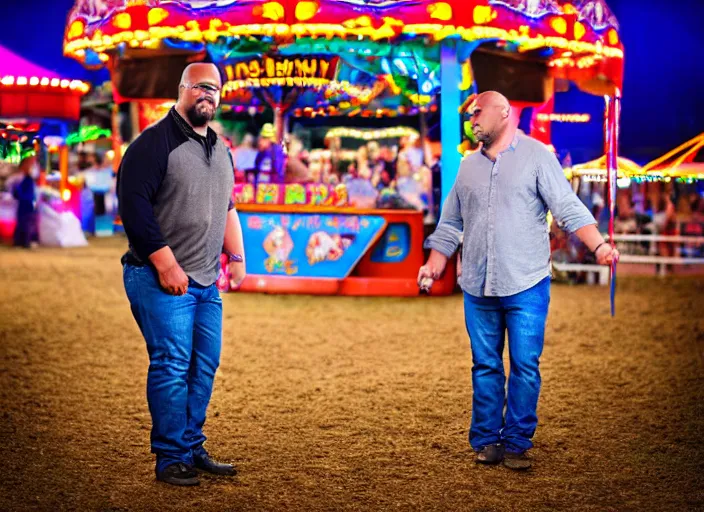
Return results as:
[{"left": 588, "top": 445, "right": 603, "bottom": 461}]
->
[{"left": 425, "top": 134, "right": 595, "bottom": 297}]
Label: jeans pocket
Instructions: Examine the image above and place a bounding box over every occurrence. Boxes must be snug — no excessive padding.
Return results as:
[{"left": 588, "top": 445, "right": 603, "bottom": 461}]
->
[{"left": 124, "top": 264, "right": 155, "bottom": 301}]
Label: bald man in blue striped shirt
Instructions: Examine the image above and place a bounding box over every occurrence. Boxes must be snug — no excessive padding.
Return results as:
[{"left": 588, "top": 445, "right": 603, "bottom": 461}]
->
[{"left": 419, "top": 91, "right": 618, "bottom": 470}]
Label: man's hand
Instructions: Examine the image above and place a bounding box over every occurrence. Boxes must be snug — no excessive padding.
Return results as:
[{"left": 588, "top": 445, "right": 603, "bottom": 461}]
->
[
  {"left": 228, "top": 261, "right": 246, "bottom": 290},
  {"left": 149, "top": 246, "right": 188, "bottom": 295},
  {"left": 595, "top": 243, "right": 620, "bottom": 265},
  {"left": 157, "top": 262, "right": 189, "bottom": 295},
  {"left": 417, "top": 250, "right": 449, "bottom": 292}
]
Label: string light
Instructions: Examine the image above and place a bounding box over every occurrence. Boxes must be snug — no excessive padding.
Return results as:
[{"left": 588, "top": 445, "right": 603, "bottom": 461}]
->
[
  {"left": 324, "top": 126, "right": 420, "bottom": 141},
  {"left": 0, "top": 75, "right": 89, "bottom": 94}
]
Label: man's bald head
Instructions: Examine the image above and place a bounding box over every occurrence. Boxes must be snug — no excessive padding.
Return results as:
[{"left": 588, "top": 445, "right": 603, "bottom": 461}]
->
[
  {"left": 477, "top": 91, "right": 510, "bottom": 115},
  {"left": 179, "top": 63, "right": 221, "bottom": 91},
  {"left": 177, "top": 63, "right": 222, "bottom": 128},
  {"left": 469, "top": 90, "right": 512, "bottom": 148}
]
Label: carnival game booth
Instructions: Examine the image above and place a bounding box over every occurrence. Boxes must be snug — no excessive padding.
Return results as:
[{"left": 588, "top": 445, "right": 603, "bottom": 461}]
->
[
  {"left": 0, "top": 45, "right": 91, "bottom": 245},
  {"left": 64, "top": 0, "right": 625, "bottom": 296}
]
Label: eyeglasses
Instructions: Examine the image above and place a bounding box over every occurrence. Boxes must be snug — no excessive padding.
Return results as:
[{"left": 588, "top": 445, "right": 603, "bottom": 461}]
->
[{"left": 182, "top": 82, "right": 221, "bottom": 96}]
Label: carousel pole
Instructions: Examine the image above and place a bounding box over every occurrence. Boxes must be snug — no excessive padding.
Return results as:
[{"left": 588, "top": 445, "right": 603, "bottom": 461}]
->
[
  {"left": 419, "top": 110, "right": 429, "bottom": 166},
  {"left": 273, "top": 104, "right": 285, "bottom": 146},
  {"left": 59, "top": 144, "right": 69, "bottom": 199},
  {"left": 604, "top": 93, "right": 620, "bottom": 317},
  {"left": 440, "top": 40, "right": 461, "bottom": 210},
  {"left": 34, "top": 139, "right": 46, "bottom": 187}
]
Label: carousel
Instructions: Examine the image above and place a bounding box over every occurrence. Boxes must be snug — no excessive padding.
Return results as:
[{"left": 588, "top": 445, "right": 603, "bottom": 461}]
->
[{"left": 63, "top": 0, "right": 625, "bottom": 296}]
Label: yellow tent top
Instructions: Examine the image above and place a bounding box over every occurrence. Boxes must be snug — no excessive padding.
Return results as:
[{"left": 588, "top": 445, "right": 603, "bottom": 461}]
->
[
  {"left": 642, "top": 133, "right": 704, "bottom": 179},
  {"left": 566, "top": 155, "right": 643, "bottom": 180}
]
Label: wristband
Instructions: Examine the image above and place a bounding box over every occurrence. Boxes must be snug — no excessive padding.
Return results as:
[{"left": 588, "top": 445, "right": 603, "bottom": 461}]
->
[
  {"left": 224, "top": 250, "right": 243, "bottom": 263},
  {"left": 593, "top": 241, "right": 608, "bottom": 254}
]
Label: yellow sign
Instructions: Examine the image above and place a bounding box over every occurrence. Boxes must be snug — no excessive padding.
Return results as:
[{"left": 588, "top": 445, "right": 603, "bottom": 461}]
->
[{"left": 222, "top": 56, "right": 340, "bottom": 95}]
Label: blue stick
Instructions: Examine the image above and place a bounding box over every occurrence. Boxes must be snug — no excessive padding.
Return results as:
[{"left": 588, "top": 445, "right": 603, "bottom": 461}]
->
[{"left": 610, "top": 261, "right": 616, "bottom": 317}]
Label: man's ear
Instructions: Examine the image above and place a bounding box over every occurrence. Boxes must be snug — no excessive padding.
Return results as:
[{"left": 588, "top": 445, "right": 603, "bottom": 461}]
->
[{"left": 503, "top": 106, "right": 510, "bottom": 118}]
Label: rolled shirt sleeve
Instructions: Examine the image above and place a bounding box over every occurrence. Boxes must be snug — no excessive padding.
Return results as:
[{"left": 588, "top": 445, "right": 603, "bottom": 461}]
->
[
  {"left": 424, "top": 183, "right": 463, "bottom": 257},
  {"left": 537, "top": 149, "right": 596, "bottom": 233}
]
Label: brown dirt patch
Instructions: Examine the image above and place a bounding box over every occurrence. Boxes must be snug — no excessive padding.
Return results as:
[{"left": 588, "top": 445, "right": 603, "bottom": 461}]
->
[{"left": 1, "top": 237, "right": 702, "bottom": 511}]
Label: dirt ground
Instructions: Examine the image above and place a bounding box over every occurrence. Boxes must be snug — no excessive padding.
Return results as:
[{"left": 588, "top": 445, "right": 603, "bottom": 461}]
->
[{"left": 0, "top": 237, "right": 702, "bottom": 512}]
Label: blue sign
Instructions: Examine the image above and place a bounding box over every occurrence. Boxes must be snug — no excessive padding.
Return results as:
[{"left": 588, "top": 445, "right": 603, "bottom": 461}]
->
[
  {"left": 370, "top": 223, "right": 411, "bottom": 263},
  {"left": 240, "top": 212, "right": 387, "bottom": 278}
]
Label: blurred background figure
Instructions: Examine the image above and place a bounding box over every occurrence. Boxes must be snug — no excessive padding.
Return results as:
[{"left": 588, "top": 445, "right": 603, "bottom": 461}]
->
[
  {"left": 284, "top": 136, "right": 312, "bottom": 184},
  {"left": 254, "top": 123, "right": 285, "bottom": 184},
  {"left": 12, "top": 154, "right": 39, "bottom": 248},
  {"left": 233, "top": 133, "right": 257, "bottom": 183}
]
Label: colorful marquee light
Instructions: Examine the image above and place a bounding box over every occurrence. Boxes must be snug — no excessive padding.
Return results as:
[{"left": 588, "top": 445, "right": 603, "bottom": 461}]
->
[
  {"left": 65, "top": 125, "right": 112, "bottom": 146},
  {"left": 63, "top": 0, "right": 624, "bottom": 87},
  {"left": 0, "top": 76, "right": 89, "bottom": 93},
  {"left": 222, "top": 55, "right": 340, "bottom": 94},
  {"left": 324, "top": 126, "right": 420, "bottom": 141},
  {"left": 0, "top": 45, "right": 90, "bottom": 121}
]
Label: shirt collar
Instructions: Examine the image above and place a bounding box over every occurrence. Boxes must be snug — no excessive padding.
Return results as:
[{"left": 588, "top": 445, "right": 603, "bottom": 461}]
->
[
  {"left": 507, "top": 134, "right": 519, "bottom": 151},
  {"left": 480, "top": 133, "right": 520, "bottom": 160},
  {"left": 170, "top": 107, "right": 218, "bottom": 146}
]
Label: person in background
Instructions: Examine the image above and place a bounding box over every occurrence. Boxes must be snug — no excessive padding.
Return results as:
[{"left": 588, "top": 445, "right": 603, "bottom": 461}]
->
[
  {"left": 82, "top": 152, "right": 111, "bottom": 218},
  {"left": 370, "top": 145, "right": 395, "bottom": 191},
  {"left": 403, "top": 133, "right": 425, "bottom": 170},
  {"left": 12, "top": 154, "right": 39, "bottom": 248},
  {"left": 395, "top": 154, "right": 425, "bottom": 211},
  {"left": 233, "top": 133, "right": 258, "bottom": 182},
  {"left": 78, "top": 150, "right": 97, "bottom": 171},
  {"left": 691, "top": 195, "right": 704, "bottom": 223},
  {"left": 254, "top": 123, "right": 285, "bottom": 184},
  {"left": 355, "top": 145, "right": 371, "bottom": 182},
  {"left": 284, "top": 136, "right": 312, "bottom": 184},
  {"left": 345, "top": 158, "right": 378, "bottom": 209}
]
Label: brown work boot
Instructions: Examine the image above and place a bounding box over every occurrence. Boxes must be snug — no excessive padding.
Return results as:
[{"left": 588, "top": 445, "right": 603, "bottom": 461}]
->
[
  {"left": 475, "top": 443, "right": 505, "bottom": 465},
  {"left": 503, "top": 451, "right": 531, "bottom": 470}
]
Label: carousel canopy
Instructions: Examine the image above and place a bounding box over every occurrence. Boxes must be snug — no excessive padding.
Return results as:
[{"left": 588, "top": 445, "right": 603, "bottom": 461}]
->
[
  {"left": 0, "top": 45, "right": 90, "bottom": 120},
  {"left": 63, "top": 0, "right": 624, "bottom": 97},
  {"left": 569, "top": 154, "right": 642, "bottom": 180}
]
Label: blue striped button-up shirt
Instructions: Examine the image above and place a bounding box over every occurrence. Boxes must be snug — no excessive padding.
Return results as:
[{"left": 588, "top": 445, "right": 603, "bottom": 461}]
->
[{"left": 425, "top": 134, "right": 596, "bottom": 297}]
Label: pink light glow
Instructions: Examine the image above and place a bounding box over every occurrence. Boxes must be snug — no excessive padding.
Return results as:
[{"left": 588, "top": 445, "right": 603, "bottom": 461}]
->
[{"left": 0, "top": 46, "right": 63, "bottom": 80}]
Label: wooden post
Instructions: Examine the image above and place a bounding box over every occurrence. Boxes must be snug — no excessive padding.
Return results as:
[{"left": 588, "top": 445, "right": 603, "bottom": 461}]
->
[{"left": 59, "top": 145, "right": 69, "bottom": 195}]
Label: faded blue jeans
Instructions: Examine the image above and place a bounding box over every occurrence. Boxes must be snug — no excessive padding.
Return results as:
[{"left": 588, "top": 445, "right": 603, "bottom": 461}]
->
[
  {"left": 123, "top": 264, "right": 222, "bottom": 474},
  {"left": 463, "top": 276, "right": 550, "bottom": 454}
]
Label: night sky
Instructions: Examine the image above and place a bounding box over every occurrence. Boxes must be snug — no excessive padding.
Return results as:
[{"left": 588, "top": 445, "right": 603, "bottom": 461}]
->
[{"left": 0, "top": 0, "right": 701, "bottom": 163}]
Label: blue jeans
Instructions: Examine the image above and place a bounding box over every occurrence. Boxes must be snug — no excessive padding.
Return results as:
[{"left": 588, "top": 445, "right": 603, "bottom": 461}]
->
[
  {"left": 123, "top": 264, "right": 222, "bottom": 474},
  {"left": 463, "top": 277, "right": 550, "bottom": 454}
]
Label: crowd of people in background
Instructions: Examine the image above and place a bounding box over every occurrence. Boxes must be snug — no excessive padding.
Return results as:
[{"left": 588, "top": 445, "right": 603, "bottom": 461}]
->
[
  {"left": 551, "top": 188, "right": 704, "bottom": 266},
  {"left": 1, "top": 126, "right": 702, "bottom": 261},
  {"left": 229, "top": 124, "right": 436, "bottom": 215}
]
